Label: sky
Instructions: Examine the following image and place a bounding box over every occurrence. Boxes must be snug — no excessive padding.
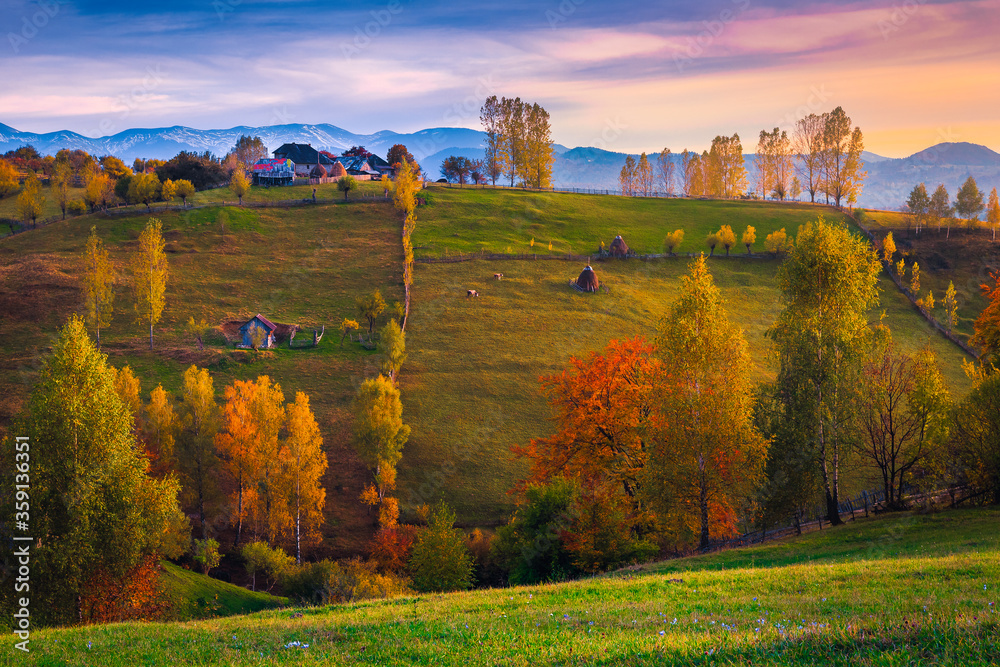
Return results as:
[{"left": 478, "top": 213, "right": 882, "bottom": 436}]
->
[{"left": 1, "top": 0, "right": 998, "bottom": 157}]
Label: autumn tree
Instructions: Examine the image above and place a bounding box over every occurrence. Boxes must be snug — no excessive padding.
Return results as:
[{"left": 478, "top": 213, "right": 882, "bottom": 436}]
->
[
  {"left": 716, "top": 225, "right": 736, "bottom": 256},
  {"left": 987, "top": 187, "right": 1000, "bottom": 242},
  {"left": 229, "top": 168, "right": 250, "bottom": 205},
  {"left": 51, "top": 162, "right": 72, "bottom": 219},
  {"left": 656, "top": 148, "right": 675, "bottom": 195},
  {"left": 856, "top": 342, "right": 951, "bottom": 508},
  {"left": 764, "top": 228, "right": 793, "bottom": 256},
  {"left": 706, "top": 231, "right": 719, "bottom": 256},
  {"left": 513, "top": 337, "right": 658, "bottom": 503},
  {"left": 215, "top": 376, "right": 286, "bottom": 546},
  {"left": 929, "top": 184, "right": 952, "bottom": 236},
  {"left": 175, "top": 179, "right": 195, "bottom": 207},
  {"left": 768, "top": 217, "right": 881, "bottom": 525},
  {"left": 83, "top": 226, "right": 116, "bottom": 349},
  {"left": 822, "top": 107, "right": 866, "bottom": 207},
  {"left": 128, "top": 172, "right": 161, "bottom": 212},
  {"left": 130, "top": 218, "right": 168, "bottom": 350},
  {"left": 337, "top": 174, "right": 357, "bottom": 200},
  {"left": 707, "top": 134, "right": 747, "bottom": 198},
  {"left": 664, "top": 229, "right": 684, "bottom": 255},
  {"left": 386, "top": 144, "right": 417, "bottom": 172},
  {"left": 83, "top": 170, "right": 111, "bottom": 212},
  {"left": 792, "top": 114, "right": 825, "bottom": 203},
  {"left": 480, "top": 96, "right": 506, "bottom": 185},
  {"left": 232, "top": 135, "right": 268, "bottom": 174},
  {"left": 910, "top": 261, "right": 921, "bottom": 295},
  {"left": 392, "top": 157, "right": 420, "bottom": 220},
  {"left": 0, "top": 158, "right": 18, "bottom": 198},
  {"left": 408, "top": 502, "right": 474, "bottom": 593},
  {"left": 177, "top": 365, "right": 221, "bottom": 538},
  {"left": 356, "top": 289, "right": 387, "bottom": 335},
  {"left": 952, "top": 373, "right": 1000, "bottom": 504},
  {"left": 17, "top": 171, "right": 43, "bottom": 225},
  {"left": 755, "top": 127, "right": 792, "bottom": 199},
  {"left": 144, "top": 384, "right": 178, "bottom": 472},
  {"left": 380, "top": 319, "right": 407, "bottom": 383},
  {"left": 99, "top": 155, "right": 132, "bottom": 180},
  {"left": 281, "top": 392, "right": 328, "bottom": 563},
  {"left": 906, "top": 183, "right": 930, "bottom": 235},
  {"left": 0, "top": 316, "right": 185, "bottom": 625},
  {"left": 944, "top": 281, "right": 959, "bottom": 331},
  {"left": 882, "top": 231, "right": 897, "bottom": 266},
  {"left": 643, "top": 255, "right": 767, "bottom": 550},
  {"left": 353, "top": 375, "right": 410, "bottom": 524},
  {"left": 441, "top": 156, "right": 473, "bottom": 185},
  {"left": 523, "top": 102, "right": 555, "bottom": 189},
  {"left": 635, "top": 153, "right": 653, "bottom": 196},
  {"left": 955, "top": 175, "right": 985, "bottom": 234},
  {"left": 742, "top": 225, "right": 756, "bottom": 254},
  {"left": 160, "top": 178, "right": 177, "bottom": 204},
  {"left": 619, "top": 155, "right": 636, "bottom": 196}
]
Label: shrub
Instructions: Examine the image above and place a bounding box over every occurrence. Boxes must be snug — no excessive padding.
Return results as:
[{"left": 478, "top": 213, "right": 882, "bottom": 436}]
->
[
  {"left": 408, "top": 502, "right": 474, "bottom": 593},
  {"left": 67, "top": 200, "right": 86, "bottom": 216},
  {"left": 241, "top": 541, "right": 293, "bottom": 592},
  {"left": 490, "top": 478, "right": 581, "bottom": 585},
  {"left": 764, "top": 228, "right": 793, "bottom": 256},
  {"left": 282, "top": 558, "right": 411, "bottom": 605},
  {"left": 370, "top": 525, "right": 419, "bottom": 572},
  {"left": 192, "top": 538, "right": 221, "bottom": 575}
]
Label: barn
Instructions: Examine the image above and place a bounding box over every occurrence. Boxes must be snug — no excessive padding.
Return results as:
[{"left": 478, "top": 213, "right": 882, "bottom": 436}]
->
[{"left": 238, "top": 314, "right": 278, "bottom": 349}]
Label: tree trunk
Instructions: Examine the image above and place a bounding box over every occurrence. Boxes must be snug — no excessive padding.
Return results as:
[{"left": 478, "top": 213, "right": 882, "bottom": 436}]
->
[{"left": 698, "top": 454, "right": 710, "bottom": 551}]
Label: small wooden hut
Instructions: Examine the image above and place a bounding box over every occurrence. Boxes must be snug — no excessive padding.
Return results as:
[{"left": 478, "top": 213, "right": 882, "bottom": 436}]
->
[
  {"left": 609, "top": 235, "right": 629, "bottom": 258},
  {"left": 576, "top": 265, "right": 599, "bottom": 292}
]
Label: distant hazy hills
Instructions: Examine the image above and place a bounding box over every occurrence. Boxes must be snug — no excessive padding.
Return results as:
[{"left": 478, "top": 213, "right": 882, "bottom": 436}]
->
[{"left": 1, "top": 122, "right": 997, "bottom": 210}]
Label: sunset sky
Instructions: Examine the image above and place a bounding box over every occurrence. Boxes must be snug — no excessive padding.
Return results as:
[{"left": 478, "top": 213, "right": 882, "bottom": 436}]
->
[{"left": 1, "top": 0, "right": 998, "bottom": 157}]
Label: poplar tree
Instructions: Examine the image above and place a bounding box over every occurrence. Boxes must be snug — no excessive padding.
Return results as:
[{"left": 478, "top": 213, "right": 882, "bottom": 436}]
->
[
  {"left": 353, "top": 375, "right": 410, "bottom": 507},
  {"left": 177, "top": 365, "right": 221, "bottom": 538},
  {"left": 83, "top": 226, "right": 116, "bottom": 349},
  {"left": 955, "top": 176, "right": 984, "bottom": 234},
  {"left": 229, "top": 169, "right": 250, "bottom": 205},
  {"left": 281, "top": 392, "right": 328, "bottom": 564},
  {"left": 130, "top": 218, "right": 168, "bottom": 350},
  {"left": 656, "top": 148, "right": 675, "bottom": 195},
  {"left": 987, "top": 187, "right": 1000, "bottom": 241},
  {"left": 643, "top": 255, "right": 767, "bottom": 550},
  {"left": 792, "top": 114, "right": 825, "bottom": 203},
  {"left": 768, "top": 217, "right": 881, "bottom": 525}
]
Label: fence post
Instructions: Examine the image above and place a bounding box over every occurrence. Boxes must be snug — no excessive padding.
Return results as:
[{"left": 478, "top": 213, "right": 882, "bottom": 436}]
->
[
  {"left": 817, "top": 514, "right": 823, "bottom": 530},
  {"left": 863, "top": 490, "right": 869, "bottom": 517},
  {"left": 847, "top": 498, "right": 856, "bottom": 521}
]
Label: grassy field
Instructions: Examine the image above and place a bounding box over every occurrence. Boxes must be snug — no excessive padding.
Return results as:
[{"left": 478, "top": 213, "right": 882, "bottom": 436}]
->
[
  {"left": 160, "top": 563, "right": 286, "bottom": 621},
  {"left": 22, "top": 507, "right": 1000, "bottom": 666},
  {"left": 414, "top": 187, "right": 846, "bottom": 258}
]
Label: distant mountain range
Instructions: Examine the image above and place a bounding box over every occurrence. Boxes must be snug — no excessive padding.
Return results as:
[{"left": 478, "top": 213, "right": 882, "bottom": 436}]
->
[{"left": 1, "top": 122, "right": 997, "bottom": 210}]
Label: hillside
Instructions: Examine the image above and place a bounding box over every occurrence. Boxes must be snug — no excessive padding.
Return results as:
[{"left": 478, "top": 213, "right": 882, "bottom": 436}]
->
[
  {"left": 24, "top": 508, "right": 1000, "bottom": 665},
  {"left": 0, "top": 188, "right": 978, "bottom": 537},
  {"left": 399, "top": 189, "right": 974, "bottom": 522},
  {"left": 160, "top": 563, "right": 286, "bottom": 621}
]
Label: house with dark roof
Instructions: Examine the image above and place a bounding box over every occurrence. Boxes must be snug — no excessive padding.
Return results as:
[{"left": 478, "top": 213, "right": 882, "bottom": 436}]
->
[
  {"left": 272, "top": 143, "right": 338, "bottom": 177},
  {"left": 334, "top": 155, "right": 380, "bottom": 178}
]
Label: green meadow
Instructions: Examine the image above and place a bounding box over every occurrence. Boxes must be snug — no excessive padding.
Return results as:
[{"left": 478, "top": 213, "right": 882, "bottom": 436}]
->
[{"left": 22, "top": 508, "right": 1000, "bottom": 666}]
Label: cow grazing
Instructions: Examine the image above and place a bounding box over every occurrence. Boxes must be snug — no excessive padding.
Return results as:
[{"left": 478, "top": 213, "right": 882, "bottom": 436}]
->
[
  {"left": 493, "top": 273, "right": 503, "bottom": 280},
  {"left": 467, "top": 289, "right": 479, "bottom": 297}
]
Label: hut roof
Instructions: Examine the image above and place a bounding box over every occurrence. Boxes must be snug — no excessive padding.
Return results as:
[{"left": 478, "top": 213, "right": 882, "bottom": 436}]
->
[{"left": 576, "top": 265, "right": 599, "bottom": 292}]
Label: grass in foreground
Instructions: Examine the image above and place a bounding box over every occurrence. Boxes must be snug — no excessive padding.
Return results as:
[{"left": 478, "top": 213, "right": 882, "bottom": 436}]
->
[{"left": 24, "top": 508, "right": 1000, "bottom": 666}]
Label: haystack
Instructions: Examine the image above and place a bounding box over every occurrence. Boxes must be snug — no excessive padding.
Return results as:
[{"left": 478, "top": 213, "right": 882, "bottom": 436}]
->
[
  {"left": 609, "top": 234, "right": 629, "bottom": 258},
  {"left": 330, "top": 161, "right": 348, "bottom": 178},
  {"left": 576, "top": 265, "right": 599, "bottom": 292}
]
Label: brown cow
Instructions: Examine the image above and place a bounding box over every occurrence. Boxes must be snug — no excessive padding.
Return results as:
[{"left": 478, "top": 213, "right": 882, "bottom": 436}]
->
[
  {"left": 493, "top": 273, "right": 503, "bottom": 280},
  {"left": 467, "top": 289, "right": 479, "bottom": 297}
]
